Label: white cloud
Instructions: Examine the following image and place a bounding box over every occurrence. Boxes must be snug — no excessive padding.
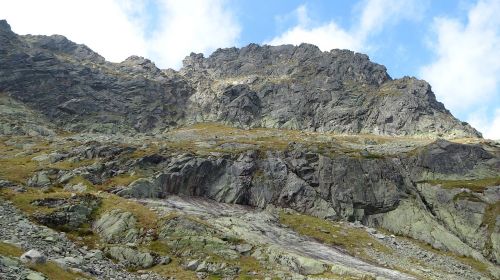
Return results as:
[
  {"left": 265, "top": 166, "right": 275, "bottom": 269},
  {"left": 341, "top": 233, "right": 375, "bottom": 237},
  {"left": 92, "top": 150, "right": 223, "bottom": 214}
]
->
[
  {"left": 268, "top": 18, "right": 363, "bottom": 51},
  {"left": 468, "top": 109, "right": 500, "bottom": 140},
  {"left": 0, "top": 0, "right": 148, "bottom": 63},
  {"left": 267, "top": 0, "right": 423, "bottom": 52},
  {"left": 419, "top": 0, "right": 500, "bottom": 139},
  {"left": 354, "top": 0, "right": 425, "bottom": 39},
  {"left": 148, "top": 0, "right": 240, "bottom": 69},
  {"left": 0, "top": 0, "right": 241, "bottom": 69}
]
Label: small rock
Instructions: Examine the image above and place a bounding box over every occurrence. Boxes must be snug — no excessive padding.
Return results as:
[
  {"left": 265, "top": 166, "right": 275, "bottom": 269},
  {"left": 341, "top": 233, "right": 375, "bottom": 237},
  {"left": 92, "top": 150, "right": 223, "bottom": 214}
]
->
[
  {"left": 158, "top": 256, "right": 171, "bottom": 265},
  {"left": 85, "top": 249, "right": 104, "bottom": 260},
  {"left": 64, "top": 182, "right": 87, "bottom": 193},
  {"left": 236, "top": 244, "right": 253, "bottom": 254},
  {"left": 106, "top": 246, "right": 155, "bottom": 269},
  {"left": 64, "top": 256, "right": 83, "bottom": 265},
  {"left": 186, "top": 259, "right": 200, "bottom": 271},
  {"left": 26, "top": 272, "right": 46, "bottom": 280},
  {"left": 351, "top": 221, "right": 364, "bottom": 228},
  {"left": 20, "top": 249, "right": 46, "bottom": 264},
  {"left": 44, "top": 236, "right": 55, "bottom": 242},
  {"left": 27, "top": 171, "right": 51, "bottom": 188},
  {"left": 374, "top": 233, "right": 386, "bottom": 240}
]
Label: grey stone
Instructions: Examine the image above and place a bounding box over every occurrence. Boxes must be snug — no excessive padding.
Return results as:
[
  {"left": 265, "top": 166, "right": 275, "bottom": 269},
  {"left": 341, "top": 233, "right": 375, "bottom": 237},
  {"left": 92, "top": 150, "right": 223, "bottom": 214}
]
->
[
  {"left": 26, "top": 272, "right": 47, "bottom": 280},
  {"left": 33, "top": 194, "right": 101, "bottom": 231},
  {"left": 27, "top": 171, "right": 51, "bottom": 188},
  {"left": 186, "top": 259, "right": 200, "bottom": 271},
  {"left": 53, "top": 256, "right": 83, "bottom": 269},
  {"left": 93, "top": 210, "right": 139, "bottom": 244},
  {"left": 158, "top": 256, "right": 171, "bottom": 265},
  {"left": 374, "top": 233, "right": 386, "bottom": 240},
  {"left": 236, "top": 244, "right": 253, "bottom": 254},
  {"left": 63, "top": 182, "right": 87, "bottom": 193},
  {"left": 106, "top": 246, "right": 155, "bottom": 269},
  {"left": 20, "top": 249, "right": 46, "bottom": 264}
]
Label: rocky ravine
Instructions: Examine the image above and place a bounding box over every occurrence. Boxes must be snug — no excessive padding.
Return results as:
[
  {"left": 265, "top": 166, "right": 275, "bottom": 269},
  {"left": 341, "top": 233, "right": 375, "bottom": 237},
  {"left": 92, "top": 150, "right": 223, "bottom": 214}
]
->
[{"left": 0, "top": 18, "right": 499, "bottom": 280}]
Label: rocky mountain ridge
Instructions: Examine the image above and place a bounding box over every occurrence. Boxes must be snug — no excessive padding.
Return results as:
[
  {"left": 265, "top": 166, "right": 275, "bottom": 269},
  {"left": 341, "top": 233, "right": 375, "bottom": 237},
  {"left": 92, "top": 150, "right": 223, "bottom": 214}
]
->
[{"left": 0, "top": 19, "right": 480, "bottom": 138}]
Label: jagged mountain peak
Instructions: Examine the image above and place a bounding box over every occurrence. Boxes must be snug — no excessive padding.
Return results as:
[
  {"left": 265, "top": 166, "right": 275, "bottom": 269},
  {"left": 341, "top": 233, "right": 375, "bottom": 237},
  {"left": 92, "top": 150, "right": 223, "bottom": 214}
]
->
[
  {"left": 0, "top": 19, "right": 12, "bottom": 32},
  {"left": 182, "top": 43, "right": 390, "bottom": 87},
  {"left": 0, "top": 19, "right": 481, "bottom": 138}
]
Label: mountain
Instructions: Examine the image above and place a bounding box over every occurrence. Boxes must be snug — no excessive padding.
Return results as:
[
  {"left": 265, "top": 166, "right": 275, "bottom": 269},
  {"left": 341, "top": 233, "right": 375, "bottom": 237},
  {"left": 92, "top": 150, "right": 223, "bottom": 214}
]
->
[
  {"left": 0, "top": 20, "right": 480, "bottom": 137},
  {"left": 0, "top": 19, "right": 499, "bottom": 280}
]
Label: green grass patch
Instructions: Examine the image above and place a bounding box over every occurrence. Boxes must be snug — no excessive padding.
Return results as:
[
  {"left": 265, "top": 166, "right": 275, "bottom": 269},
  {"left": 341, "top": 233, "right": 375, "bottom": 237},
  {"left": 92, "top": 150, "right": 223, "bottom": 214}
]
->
[
  {"left": 310, "top": 270, "right": 375, "bottom": 280},
  {"left": 31, "top": 261, "right": 91, "bottom": 280},
  {"left": 279, "top": 212, "right": 393, "bottom": 263},
  {"left": 0, "top": 188, "right": 72, "bottom": 215},
  {"left": 147, "top": 258, "right": 197, "bottom": 280},
  {"left": 146, "top": 240, "right": 171, "bottom": 256},
  {"left": 48, "top": 158, "right": 95, "bottom": 171},
  {"left": 235, "top": 255, "right": 265, "bottom": 279},
  {"left": 0, "top": 150, "right": 42, "bottom": 184},
  {"left": 96, "top": 173, "right": 141, "bottom": 191},
  {"left": 422, "top": 177, "right": 500, "bottom": 193},
  {"left": 405, "top": 237, "right": 491, "bottom": 277},
  {"left": 0, "top": 242, "right": 24, "bottom": 257},
  {"left": 482, "top": 202, "right": 500, "bottom": 263},
  {"left": 453, "top": 192, "right": 483, "bottom": 202},
  {"left": 483, "top": 202, "right": 500, "bottom": 236}
]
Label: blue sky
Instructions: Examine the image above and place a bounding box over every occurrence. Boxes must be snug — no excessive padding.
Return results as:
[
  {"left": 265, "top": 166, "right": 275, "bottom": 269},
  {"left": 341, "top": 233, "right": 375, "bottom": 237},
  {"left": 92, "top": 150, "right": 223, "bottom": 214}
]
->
[{"left": 1, "top": 0, "right": 499, "bottom": 138}]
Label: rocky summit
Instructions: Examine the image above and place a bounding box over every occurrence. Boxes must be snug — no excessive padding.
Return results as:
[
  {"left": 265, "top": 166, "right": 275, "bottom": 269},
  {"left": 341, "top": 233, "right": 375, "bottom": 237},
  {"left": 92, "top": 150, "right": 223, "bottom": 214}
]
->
[
  {"left": 0, "top": 20, "right": 480, "bottom": 137},
  {"left": 0, "top": 19, "right": 499, "bottom": 280}
]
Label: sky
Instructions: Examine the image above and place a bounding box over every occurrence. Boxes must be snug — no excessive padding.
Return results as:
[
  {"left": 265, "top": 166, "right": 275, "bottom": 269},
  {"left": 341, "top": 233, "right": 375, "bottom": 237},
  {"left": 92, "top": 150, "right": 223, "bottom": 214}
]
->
[{"left": 1, "top": 0, "right": 499, "bottom": 139}]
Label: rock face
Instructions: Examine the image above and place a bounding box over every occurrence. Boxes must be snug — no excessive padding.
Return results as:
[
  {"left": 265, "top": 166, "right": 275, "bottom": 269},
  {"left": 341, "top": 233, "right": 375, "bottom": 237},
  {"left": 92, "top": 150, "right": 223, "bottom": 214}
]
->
[
  {"left": 105, "top": 246, "right": 155, "bottom": 269},
  {"left": 116, "top": 139, "right": 500, "bottom": 265},
  {"left": 93, "top": 209, "right": 139, "bottom": 244},
  {"left": 0, "top": 19, "right": 480, "bottom": 137},
  {"left": 32, "top": 194, "right": 101, "bottom": 231},
  {"left": 118, "top": 149, "right": 411, "bottom": 220},
  {"left": 182, "top": 46, "right": 479, "bottom": 137}
]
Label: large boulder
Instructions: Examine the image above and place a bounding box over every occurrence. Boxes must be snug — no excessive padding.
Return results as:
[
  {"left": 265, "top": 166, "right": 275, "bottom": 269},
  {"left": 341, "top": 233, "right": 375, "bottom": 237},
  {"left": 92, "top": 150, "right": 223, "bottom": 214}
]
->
[
  {"left": 265, "top": 245, "right": 327, "bottom": 275},
  {"left": 32, "top": 194, "right": 101, "bottom": 231},
  {"left": 27, "top": 171, "right": 51, "bottom": 188},
  {"left": 105, "top": 246, "right": 155, "bottom": 269},
  {"left": 93, "top": 209, "right": 139, "bottom": 244}
]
